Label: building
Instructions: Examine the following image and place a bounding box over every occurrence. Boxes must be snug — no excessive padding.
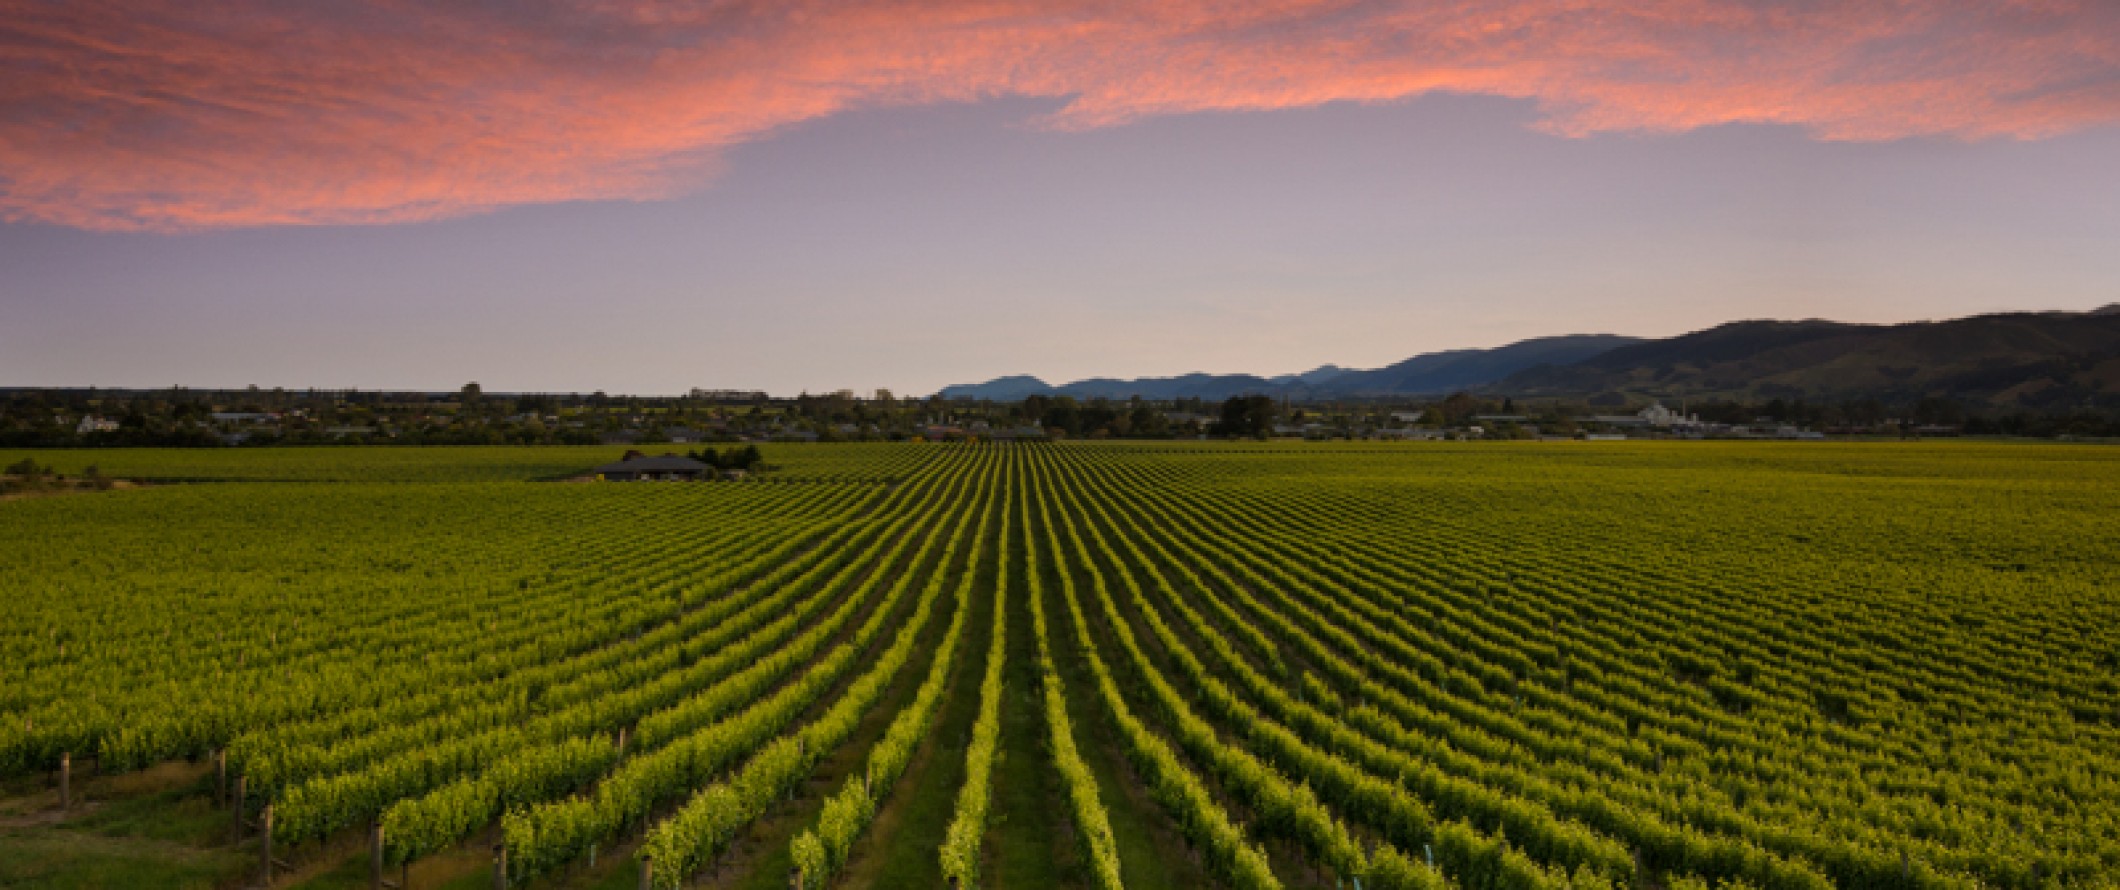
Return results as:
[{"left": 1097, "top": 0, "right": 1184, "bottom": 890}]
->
[
  {"left": 592, "top": 454, "right": 711, "bottom": 481},
  {"left": 1579, "top": 401, "right": 1701, "bottom": 431},
  {"left": 76, "top": 415, "right": 120, "bottom": 433},
  {"left": 1638, "top": 401, "right": 1703, "bottom": 428},
  {"left": 1269, "top": 423, "right": 1333, "bottom": 439}
]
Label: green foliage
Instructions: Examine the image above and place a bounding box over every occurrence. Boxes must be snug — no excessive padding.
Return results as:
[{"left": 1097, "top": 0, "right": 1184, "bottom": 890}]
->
[
  {"left": 684, "top": 443, "right": 764, "bottom": 472},
  {"left": 938, "top": 480, "right": 1011, "bottom": 888},
  {"left": 784, "top": 477, "right": 995, "bottom": 886},
  {"left": 3, "top": 441, "right": 2117, "bottom": 890},
  {"left": 1214, "top": 394, "right": 1277, "bottom": 438},
  {"left": 1023, "top": 487, "right": 1124, "bottom": 890}
]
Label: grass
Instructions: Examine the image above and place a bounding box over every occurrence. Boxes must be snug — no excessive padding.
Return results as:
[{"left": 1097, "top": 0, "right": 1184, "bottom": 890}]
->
[
  {"left": 0, "top": 829, "right": 251, "bottom": 890},
  {"left": 0, "top": 761, "right": 250, "bottom": 890}
]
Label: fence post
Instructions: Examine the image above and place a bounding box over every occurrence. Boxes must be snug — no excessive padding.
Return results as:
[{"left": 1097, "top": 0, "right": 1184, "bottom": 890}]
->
[
  {"left": 617, "top": 727, "right": 628, "bottom": 755},
  {"left": 493, "top": 844, "right": 507, "bottom": 890},
  {"left": 215, "top": 750, "right": 227, "bottom": 808},
  {"left": 639, "top": 856, "right": 652, "bottom": 890},
  {"left": 371, "top": 823, "right": 385, "bottom": 890},
  {"left": 790, "top": 865, "right": 802, "bottom": 890},
  {"left": 233, "top": 776, "right": 248, "bottom": 841},
  {"left": 262, "top": 804, "right": 276, "bottom": 884},
  {"left": 59, "top": 751, "right": 70, "bottom": 810}
]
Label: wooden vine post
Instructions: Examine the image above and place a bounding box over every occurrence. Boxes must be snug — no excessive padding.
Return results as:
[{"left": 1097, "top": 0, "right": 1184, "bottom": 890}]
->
[
  {"left": 261, "top": 803, "right": 276, "bottom": 883},
  {"left": 232, "top": 775, "right": 248, "bottom": 842},
  {"left": 370, "top": 822, "right": 389, "bottom": 890}
]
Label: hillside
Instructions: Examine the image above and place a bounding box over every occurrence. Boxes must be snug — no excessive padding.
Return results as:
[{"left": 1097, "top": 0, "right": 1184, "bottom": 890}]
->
[
  {"left": 939, "top": 333, "right": 1642, "bottom": 400},
  {"left": 1500, "top": 309, "right": 2120, "bottom": 407},
  {"left": 938, "top": 309, "right": 2120, "bottom": 407},
  {"left": 1315, "top": 334, "right": 1643, "bottom": 396}
]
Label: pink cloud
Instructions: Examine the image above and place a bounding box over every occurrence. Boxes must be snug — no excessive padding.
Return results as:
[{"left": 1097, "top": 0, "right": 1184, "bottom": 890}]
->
[{"left": 3, "top": 0, "right": 2116, "bottom": 231}]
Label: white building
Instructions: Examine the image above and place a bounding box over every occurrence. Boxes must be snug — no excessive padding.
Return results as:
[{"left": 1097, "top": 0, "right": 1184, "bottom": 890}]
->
[
  {"left": 76, "top": 415, "right": 120, "bottom": 433},
  {"left": 1639, "top": 401, "right": 1701, "bottom": 428}
]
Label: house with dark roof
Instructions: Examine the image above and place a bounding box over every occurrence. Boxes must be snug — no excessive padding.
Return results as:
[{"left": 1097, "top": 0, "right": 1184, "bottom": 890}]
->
[{"left": 592, "top": 453, "right": 711, "bottom": 481}]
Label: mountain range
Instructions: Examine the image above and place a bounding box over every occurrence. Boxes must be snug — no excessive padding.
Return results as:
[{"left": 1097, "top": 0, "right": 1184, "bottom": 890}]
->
[
  {"left": 940, "top": 335, "right": 1640, "bottom": 401},
  {"left": 1501, "top": 306, "right": 2120, "bottom": 408},
  {"left": 939, "top": 306, "right": 2120, "bottom": 406}
]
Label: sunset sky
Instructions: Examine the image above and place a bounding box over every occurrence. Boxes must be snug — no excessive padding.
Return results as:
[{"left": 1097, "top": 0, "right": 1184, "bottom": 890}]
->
[{"left": 4, "top": 1, "right": 2119, "bottom": 394}]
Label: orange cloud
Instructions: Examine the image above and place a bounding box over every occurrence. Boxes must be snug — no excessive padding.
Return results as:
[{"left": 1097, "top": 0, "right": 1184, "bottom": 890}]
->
[{"left": 3, "top": 0, "right": 2116, "bottom": 231}]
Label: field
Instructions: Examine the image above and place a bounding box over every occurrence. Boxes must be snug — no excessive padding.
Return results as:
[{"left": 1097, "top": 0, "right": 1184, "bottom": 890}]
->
[{"left": 2, "top": 441, "right": 2116, "bottom": 890}]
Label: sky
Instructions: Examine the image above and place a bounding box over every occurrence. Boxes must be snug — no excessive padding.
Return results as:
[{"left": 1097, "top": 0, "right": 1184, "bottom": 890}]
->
[{"left": 3, "top": 1, "right": 2118, "bottom": 395}]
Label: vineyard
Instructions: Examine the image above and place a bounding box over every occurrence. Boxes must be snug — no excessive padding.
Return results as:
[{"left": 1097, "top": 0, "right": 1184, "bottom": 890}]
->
[{"left": 2, "top": 442, "right": 2116, "bottom": 889}]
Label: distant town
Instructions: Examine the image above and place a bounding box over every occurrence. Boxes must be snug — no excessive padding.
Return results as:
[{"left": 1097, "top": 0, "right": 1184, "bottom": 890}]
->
[{"left": 0, "top": 382, "right": 2060, "bottom": 449}]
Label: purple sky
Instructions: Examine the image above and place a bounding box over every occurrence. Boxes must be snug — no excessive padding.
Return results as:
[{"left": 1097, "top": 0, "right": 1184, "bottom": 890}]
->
[{"left": 4, "top": 3, "right": 2118, "bottom": 395}]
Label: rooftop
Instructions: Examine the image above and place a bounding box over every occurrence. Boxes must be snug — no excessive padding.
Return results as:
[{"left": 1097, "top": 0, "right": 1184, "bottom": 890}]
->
[{"left": 592, "top": 454, "right": 710, "bottom": 474}]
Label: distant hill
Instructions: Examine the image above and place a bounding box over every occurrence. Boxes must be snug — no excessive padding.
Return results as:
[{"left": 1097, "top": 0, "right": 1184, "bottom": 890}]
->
[
  {"left": 938, "top": 334, "right": 1641, "bottom": 400},
  {"left": 1052, "top": 373, "right": 1281, "bottom": 401},
  {"left": 1500, "top": 309, "right": 2120, "bottom": 407},
  {"left": 1315, "top": 335, "right": 1643, "bottom": 396},
  {"left": 937, "top": 374, "right": 1054, "bottom": 401},
  {"left": 938, "top": 309, "right": 2120, "bottom": 406},
  {"left": 1269, "top": 365, "right": 1351, "bottom": 385}
]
